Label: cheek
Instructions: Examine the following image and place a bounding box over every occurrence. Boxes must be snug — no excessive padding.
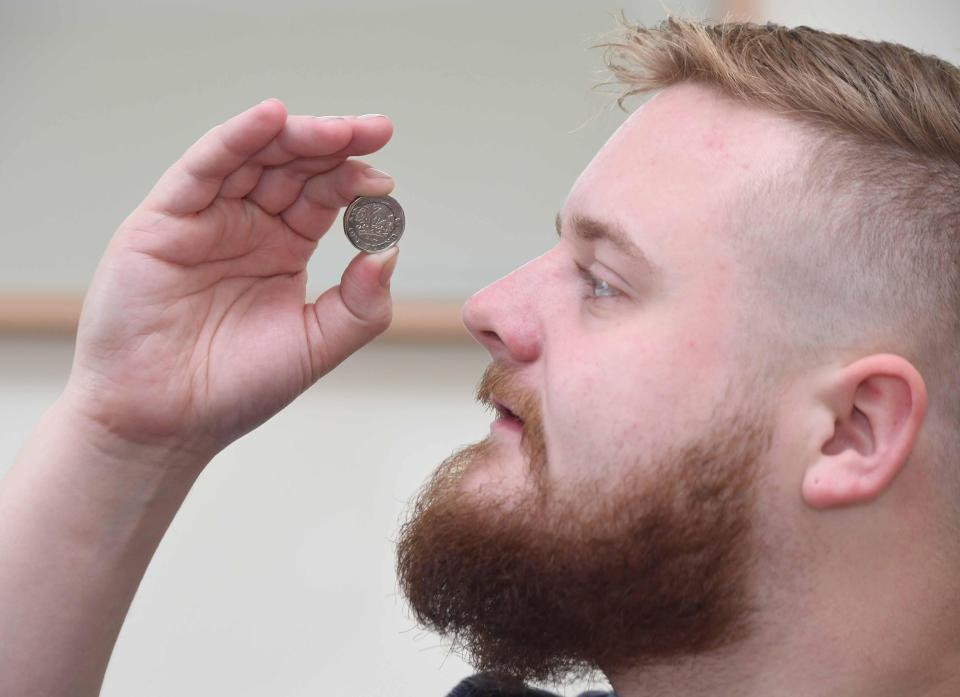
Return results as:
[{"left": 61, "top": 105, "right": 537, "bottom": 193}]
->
[
  {"left": 543, "top": 348, "right": 666, "bottom": 480},
  {"left": 544, "top": 319, "right": 727, "bottom": 479}
]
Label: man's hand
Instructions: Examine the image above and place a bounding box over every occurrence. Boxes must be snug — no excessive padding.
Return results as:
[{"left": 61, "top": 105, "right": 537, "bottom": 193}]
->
[
  {"left": 0, "top": 101, "right": 401, "bottom": 697},
  {"left": 65, "top": 99, "right": 399, "bottom": 460}
]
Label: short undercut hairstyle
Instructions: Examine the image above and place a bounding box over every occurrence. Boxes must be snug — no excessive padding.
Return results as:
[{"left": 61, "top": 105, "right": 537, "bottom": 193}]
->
[{"left": 601, "top": 16, "right": 960, "bottom": 516}]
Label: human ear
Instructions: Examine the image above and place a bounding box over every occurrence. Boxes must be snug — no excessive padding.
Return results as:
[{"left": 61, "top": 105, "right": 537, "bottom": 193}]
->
[{"left": 801, "top": 354, "right": 927, "bottom": 509}]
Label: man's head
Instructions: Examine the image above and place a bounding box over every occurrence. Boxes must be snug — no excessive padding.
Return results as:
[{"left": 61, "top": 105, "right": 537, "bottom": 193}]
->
[{"left": 397, "top": 17, "right": 960, "bottom": 690}]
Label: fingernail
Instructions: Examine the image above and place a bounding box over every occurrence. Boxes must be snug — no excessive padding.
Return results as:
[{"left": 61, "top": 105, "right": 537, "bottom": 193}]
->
[
  {"left": 364, "top": 167, "right": 392, "bottom": 179},
  {"left": 358, "top": 113, "right": 386, "bottom": 120},
  {"left": 377, "top": 247, "right": 400, "bottom": 288},
  {"left": 259, "top": 97, "right": 278, "bottom": 105}
]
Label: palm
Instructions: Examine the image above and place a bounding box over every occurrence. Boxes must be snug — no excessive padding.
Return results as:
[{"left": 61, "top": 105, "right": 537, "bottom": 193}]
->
[{"left": 67, "top": 102, "right": 399, "bottom": 456}]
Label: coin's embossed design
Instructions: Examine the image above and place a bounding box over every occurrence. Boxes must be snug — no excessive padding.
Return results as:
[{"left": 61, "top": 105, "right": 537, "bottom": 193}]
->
[{"left": 343, "top": 195, "right": 405, "bottom": 252}]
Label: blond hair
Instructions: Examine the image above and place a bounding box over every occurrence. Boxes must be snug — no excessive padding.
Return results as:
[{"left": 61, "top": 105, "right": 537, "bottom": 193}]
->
[
  {"left": 604, "top": 17, "right": 960, "bottom": 158},
  {"left": 602, "top": 16, "right": 960, "bottom": 501}
]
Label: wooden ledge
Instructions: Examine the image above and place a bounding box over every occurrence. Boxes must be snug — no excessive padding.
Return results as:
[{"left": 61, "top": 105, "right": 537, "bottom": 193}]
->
[
  {"left": 711, "top": 0, "right": 757, "bottom": 21},
  {"left": 0, "top": 292, "right": 471, "bottom": 343}
]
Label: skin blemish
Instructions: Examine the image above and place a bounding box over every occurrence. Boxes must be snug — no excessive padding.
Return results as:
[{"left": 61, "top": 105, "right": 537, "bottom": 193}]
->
[{"left": 702, "top": 128, "right": 726, "bottom": 152}]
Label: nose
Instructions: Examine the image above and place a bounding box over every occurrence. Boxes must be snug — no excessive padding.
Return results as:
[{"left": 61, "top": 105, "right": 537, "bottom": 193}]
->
[{"left": 461, "top": 256, "right": 547, "bottom": 364}]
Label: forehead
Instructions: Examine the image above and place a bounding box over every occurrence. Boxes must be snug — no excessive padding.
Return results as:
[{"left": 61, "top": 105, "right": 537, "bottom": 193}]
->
[{"left": 562, "top": 82, "right": 806, "bottom": 274}]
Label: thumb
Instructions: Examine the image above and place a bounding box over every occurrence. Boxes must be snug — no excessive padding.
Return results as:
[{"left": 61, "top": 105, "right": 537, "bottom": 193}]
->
[{"left": 306, "top": 246, "right": 399, "bottom": 380}]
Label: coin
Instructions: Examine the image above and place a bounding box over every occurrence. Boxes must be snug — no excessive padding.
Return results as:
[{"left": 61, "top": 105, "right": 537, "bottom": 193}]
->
[{"left": 342, "top": 195, "right": 405, "bottom": 252}]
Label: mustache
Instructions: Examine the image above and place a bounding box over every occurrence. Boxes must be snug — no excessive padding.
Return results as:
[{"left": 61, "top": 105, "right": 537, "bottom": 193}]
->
[
  {"left": 475, "top": 362, "right": 547, "bottom": 481},
  {"left": 475, "top": 362, "right": 537, "bottom": 423}
]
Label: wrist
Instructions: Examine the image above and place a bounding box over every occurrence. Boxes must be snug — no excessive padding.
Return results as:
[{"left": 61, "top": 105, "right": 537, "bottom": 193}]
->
[
  {"left": 6, "top": 392, "right": 208, "bottom": 561},
  {"left": 51, "top": 385, "right": 216, "bottom": 477}
]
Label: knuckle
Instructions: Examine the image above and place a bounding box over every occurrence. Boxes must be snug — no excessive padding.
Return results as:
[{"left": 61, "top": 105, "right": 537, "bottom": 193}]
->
[
  {"left": 333, "top": 177, "right": 355, "bottom": 208},
  {"left": 369, "top": 304, "right": 393, "bottom": 334}
]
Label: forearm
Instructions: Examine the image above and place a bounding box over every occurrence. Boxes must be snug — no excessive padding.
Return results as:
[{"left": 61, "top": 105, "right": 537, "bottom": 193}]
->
[{"left": 0, "top": 396, "right": 209, "bottom": 697}]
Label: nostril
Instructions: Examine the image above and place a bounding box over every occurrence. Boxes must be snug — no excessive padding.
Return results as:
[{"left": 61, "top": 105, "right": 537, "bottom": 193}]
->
[{"left": 462, "top": 286, "right": 540, "bottom": 363}]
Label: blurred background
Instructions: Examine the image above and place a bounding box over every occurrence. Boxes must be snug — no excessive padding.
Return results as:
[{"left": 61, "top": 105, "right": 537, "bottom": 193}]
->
[{"left": 1, "top": 1, "right": 958, "bottom": 695}]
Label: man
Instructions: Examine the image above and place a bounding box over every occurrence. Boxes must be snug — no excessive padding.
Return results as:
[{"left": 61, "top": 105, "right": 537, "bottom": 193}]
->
[{"left": 2, "top": 15, "right": 960, "bottom": 697}]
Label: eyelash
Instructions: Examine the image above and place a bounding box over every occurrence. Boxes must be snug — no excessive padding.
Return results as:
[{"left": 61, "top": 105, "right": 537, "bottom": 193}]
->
[{"left": 575, "top": 263, "right": 621, "bottom": 300}]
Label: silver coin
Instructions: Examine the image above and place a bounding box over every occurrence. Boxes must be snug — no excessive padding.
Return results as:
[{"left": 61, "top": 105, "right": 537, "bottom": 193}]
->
[{"left": 342, "top": 195, "right": 405, "bottom": 252}]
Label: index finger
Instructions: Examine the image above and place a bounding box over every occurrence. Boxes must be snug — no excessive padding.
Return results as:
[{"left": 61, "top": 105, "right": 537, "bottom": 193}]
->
[{"left": 143, "top": 98, "right": 288, "bottom": 216}]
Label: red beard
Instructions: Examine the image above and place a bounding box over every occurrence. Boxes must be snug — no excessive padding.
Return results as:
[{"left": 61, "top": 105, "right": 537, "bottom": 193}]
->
[{"left": 395, "top": 362, "right": 774, "bottom": 688}]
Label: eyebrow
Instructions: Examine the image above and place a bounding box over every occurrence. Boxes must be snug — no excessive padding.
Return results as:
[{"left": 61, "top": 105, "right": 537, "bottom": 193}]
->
[{"left": 555, "top": 211, "right": 661, "bottom": 278}]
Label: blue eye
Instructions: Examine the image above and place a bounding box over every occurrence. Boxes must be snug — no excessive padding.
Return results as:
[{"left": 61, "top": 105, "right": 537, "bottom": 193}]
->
[
  {"left": 591, "top": 277, "right": 616, "bottom": 297},
  {"left": 576, "top": 263, "right": 620, "bottom": 300}
]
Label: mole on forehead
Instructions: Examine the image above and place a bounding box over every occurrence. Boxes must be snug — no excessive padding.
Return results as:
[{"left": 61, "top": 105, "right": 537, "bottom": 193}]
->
[{"left": 555, "top": 211, "right": 662, "bottom": 278}]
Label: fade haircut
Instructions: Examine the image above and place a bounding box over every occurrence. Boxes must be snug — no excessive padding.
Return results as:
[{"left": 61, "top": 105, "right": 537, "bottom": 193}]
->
[{"left": 601, "top": 16, "right": 960, "bottom": 508}]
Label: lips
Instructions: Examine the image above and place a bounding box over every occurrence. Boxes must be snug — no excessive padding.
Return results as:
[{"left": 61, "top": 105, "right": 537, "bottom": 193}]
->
[{"left": 492, "top": 397, "right": 523, "bottom": 424}]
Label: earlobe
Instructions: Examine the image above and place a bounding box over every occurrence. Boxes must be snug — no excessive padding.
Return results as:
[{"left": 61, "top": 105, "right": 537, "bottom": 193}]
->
[
  {"left": 800, "top": 354, "right": 927, "bottom": 510},
  {"left": 802, "top": 449, "right": 892, "bottom": 509}
]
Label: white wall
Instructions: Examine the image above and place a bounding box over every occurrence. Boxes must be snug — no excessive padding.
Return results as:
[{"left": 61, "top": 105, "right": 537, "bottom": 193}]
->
[
  {"left": 760, "top": 0, "right": 960, "bottom": 64},
  {"left": 0, "top": 0, "right": 709, "bottom": 300}
]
